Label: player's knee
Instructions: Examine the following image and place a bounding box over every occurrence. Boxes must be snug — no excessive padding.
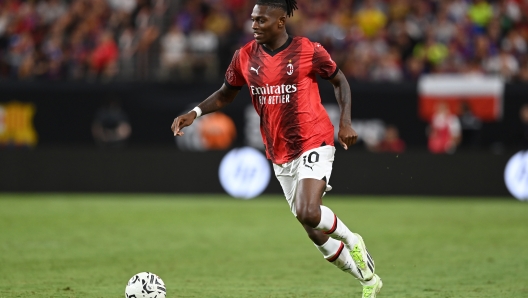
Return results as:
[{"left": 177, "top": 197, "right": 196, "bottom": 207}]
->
[{"left": 296, "top": 204, "right": 321, "bottom": 228}]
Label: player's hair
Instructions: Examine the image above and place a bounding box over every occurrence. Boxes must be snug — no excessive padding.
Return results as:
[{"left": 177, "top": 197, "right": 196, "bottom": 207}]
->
[{"left": 255, "top": 0, "right": 298, "bottom": 17}]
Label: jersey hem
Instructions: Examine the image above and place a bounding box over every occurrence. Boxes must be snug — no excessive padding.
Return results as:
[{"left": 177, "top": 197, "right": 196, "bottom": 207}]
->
[{"left": 271, "top": 142, "right": 335, "bottom": 165}]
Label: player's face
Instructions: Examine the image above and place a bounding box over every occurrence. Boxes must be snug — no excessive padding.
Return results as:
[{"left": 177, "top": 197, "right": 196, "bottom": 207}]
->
[{"left": 251, "top": 5, "right": 285, "bottom": 45}]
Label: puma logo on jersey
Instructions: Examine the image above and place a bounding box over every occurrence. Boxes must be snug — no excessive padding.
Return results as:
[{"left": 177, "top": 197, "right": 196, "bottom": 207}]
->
[{"left": 250, "top": 66, "right": 260, "bottom": 75}]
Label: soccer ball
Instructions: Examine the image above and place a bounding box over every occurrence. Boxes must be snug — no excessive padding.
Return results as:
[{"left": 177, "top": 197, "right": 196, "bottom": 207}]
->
[{"left": 125, "top": 272, "right": 166, "bottom": 298}]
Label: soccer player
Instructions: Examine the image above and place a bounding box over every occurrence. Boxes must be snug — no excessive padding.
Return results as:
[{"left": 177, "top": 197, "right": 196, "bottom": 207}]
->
[{"left": 171, "top": 0, "right": 382, "bottom": 297}]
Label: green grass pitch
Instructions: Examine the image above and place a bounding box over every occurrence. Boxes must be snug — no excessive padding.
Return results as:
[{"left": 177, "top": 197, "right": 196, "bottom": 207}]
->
[{"left": 0, "top": 194, "right": 527, "bottom": 298}]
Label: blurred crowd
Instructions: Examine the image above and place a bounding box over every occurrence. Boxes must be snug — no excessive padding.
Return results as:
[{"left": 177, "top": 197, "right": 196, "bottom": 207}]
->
[
  {"left": 1, "top": 0, "right": 528, "bottom": 82},
  {"left": 0, "top": 0, "right": 167, "bottom": 81}
]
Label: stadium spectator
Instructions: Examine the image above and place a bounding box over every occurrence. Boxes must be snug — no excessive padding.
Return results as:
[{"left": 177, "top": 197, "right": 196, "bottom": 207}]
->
[
  {"left": 41, "top": 33, "right": 65, "bottom": 79},
  {"left": 468, "top": 0, "right": 494, "bottom": 32},
  {"left": 459, "top": 101, "right": 483, "bottom": 149},
  {"left": 174, "top": 0, "right": 199, "bottom": 35},
  {"left": 117, "top": 26, "right": 138, "bottom": 80},
  {"left": 7, "top": 32, "right": 35, "bottom": 78},
  {"left": 159, "top": 24, "right": 189, "bottom": 81},
  {"left": 447, "top": 0, "right": 469, "bottom": 23},
  {"left": 404, "top": 0, "right": 433, "bottom": 42},
  {"left": 412, "top": 31, "right": 449, "bottom": 71},
  {"left": 67, "top": 29, "right": 90, "bottom": 80},
  {"left": 432, "top": 8, "right": 457, "bottom": 44},
  {"left": 0, "top": 7, "right": 9, "bottom": 36},
  {"left": 403, "top": 56, "right": 426, "bottom": 80},
  {"left": 203, "top": 3, "right": 232, "bottom": 38},
  {"left": 370, "top": 48, "right": 403, "bottom": 81},
  {"left": 135, "top": 24, "right": 160, "bottom": 80},
  {"left": 501, "top": 28, "right": 527, "bottom": 57},
  {"left": 427, "top": 102, "right": 462, "bottom": 154},
  {"left": 187, "top": 22, "right": 219, "bottom": 81},
  {"left": 354, "top": 0, "right": 387, "bottom": 38},
  {"left": 36, "top": 0, "right": 67, "bottom": 25},
  {"left": 90, "top": 30, "right": 119, "bottom": 80},
  {"left": 463, "top": 57, "right": 486, "bottom": 75},
  {"left": 437, "top": 41, "right": 466, "bottom": 74},
  {"left": 473, "top": 34, "right": 497, "bottom": 63},
  {"left": 107, "top": 0, "right": 136, "bottom": 14},
  {"left": 371, "top": 124, "right": 406, "bottom": 153},
  {"left": 484, "top": 47, "right": 519, "bottom": 80}
]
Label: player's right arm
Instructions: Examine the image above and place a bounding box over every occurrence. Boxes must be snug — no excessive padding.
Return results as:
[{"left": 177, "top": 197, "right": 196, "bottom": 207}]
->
[
  {"left": 172, "top": 49, "right": 245, "bottom": 136},
  {"left": 171, "top": 84, "right": 239, "bottom": 136}
]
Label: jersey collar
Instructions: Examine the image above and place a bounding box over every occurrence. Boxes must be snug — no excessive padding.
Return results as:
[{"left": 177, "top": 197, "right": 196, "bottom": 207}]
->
[{"left": 260, "top": 36, "right": 293, "bottom": 57}]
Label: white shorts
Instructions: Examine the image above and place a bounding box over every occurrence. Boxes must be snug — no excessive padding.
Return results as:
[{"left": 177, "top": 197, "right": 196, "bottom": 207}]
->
[{"left": 273, "top": 145, "right": 335, "bottom": 216}]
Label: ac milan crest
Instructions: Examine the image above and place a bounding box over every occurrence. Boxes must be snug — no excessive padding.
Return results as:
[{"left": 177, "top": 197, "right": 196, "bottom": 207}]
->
[{"left": 287, "top": 60, "right": 294, "bottom": 75}]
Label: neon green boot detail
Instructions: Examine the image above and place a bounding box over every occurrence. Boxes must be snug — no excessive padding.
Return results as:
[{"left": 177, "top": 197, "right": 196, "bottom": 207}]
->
[
  {"left": 350, "top": 233, "right": 375, "bottom": 280},
  {"left": 352, "top": 245, "right": 366, "bottom": 270},
  {"left": 362, "top": 274, "right": 383, "bottom": 298}
]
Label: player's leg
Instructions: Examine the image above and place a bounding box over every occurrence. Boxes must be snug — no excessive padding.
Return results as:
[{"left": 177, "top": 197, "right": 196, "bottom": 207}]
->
[
  {"left": 295, "top": 179, "right": 368, "bottom": 278},
  {"left": 274, "top": 147, "right": 381, "bottom": 296},
  {"left": 296, "top": 146, "right": 376, "bottom": 282},
  {"left": 301, "top": 223, "right": 366, "bottom": 279},
  {"left": 273, "top": 161, "right": 363, "bottom": 279},
  {"left": 296, "top": 172, "right": 382, "bottom": 297},
  {"left": 314, "top": 203, "right": 376, "bottom": 281}
]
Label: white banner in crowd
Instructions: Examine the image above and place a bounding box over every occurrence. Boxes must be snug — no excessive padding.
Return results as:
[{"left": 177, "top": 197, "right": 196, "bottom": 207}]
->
[
  {"left": 418, "top": 75, "right": 504, "bottom": 96},
  {"left": 418, "top": 75, "right": 505, "bottom": 121}
]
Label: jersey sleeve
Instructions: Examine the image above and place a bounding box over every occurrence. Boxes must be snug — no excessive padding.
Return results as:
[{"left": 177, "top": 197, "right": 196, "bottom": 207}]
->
[
  {"left": 312, "top": 42, "right": 339, "bottom": 80},
  {"left": 224, "top": 50, "right": 245, "bottom": 90}
]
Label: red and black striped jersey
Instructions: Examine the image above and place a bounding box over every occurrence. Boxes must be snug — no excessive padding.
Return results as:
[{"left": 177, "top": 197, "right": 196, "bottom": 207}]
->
[{"left": 225, "top": 36, "right": 337, "bottom": 164}]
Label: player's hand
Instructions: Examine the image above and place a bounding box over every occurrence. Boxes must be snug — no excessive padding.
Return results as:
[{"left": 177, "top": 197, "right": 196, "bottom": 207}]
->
[
  {"left": 171, "top": 112, "right": 197, "bottom": 136},
  {"left": 338, "top": 124, "right": 358, "bottom": 150}
]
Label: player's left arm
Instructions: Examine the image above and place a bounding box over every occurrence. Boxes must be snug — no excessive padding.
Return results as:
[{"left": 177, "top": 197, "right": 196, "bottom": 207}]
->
[{"left": 328, "top": 70, "right": 358, "bottom": 150}]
